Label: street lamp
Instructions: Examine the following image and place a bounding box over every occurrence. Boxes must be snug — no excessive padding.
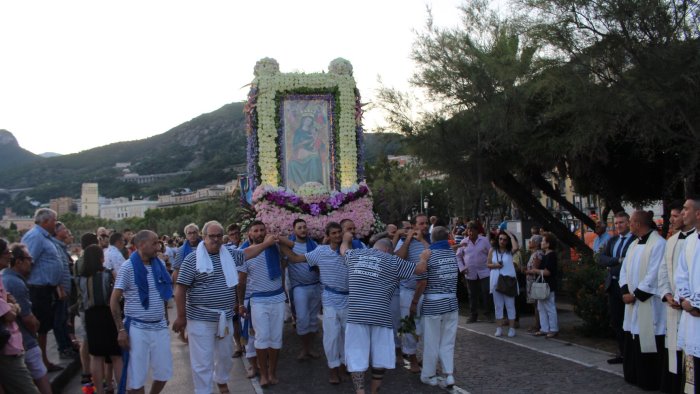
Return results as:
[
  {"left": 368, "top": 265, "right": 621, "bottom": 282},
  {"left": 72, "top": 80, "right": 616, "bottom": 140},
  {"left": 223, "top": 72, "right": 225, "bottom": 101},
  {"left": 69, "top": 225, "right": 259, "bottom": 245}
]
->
[{"left": 423, "top": 197, "right": 429, "bottom": 217}]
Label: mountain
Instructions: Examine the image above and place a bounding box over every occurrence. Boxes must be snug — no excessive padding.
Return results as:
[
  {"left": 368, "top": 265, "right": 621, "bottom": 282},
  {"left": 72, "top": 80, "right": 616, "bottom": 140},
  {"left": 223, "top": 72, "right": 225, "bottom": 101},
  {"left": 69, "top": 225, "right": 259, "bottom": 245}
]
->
[
  {"left": 39, "top": 152, "right": 62, "bottom": 158},
  {"left": 0, "top": 103, "right": 405, "bottom": 211},
  {"left": 0, "top": 130, "right": 43, "bottom": 171}
]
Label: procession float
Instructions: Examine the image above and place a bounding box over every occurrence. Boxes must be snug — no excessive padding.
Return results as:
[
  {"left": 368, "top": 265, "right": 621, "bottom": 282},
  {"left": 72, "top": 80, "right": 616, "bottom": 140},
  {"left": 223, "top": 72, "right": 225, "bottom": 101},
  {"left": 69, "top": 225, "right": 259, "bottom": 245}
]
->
[{"left": 243, "top": 58, "right": 376, "bottom": 239}]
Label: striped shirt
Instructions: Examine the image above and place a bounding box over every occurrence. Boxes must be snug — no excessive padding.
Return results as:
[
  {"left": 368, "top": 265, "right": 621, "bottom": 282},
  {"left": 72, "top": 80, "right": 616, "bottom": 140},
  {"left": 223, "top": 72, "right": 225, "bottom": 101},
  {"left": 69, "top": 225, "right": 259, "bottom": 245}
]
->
[
  {"left": 304, "top": 245, "right": 349, "bottom": 309},
  {"left": 177, "top": 248, "right": 244, "bottom": 321},
  {"left": 173, "top": 242, "right": 198, "bottom": 270},
  {"left": 288, "top": 242, "right": 320, "bottom": 288},
  {"left": 395, "top": 238, "right": 428, "bottom": 290},
  {"left": 115, "top": 262, "right": 168, "bottom": 330},
  {"left": 417, "top": 249, "right": 459, "bottom": 315},
  {"left": 237, "top": 247, "right": 285, "bottom": 304},
  {"left": 345, "top": 249, "right": 415, "bottom": 328}
]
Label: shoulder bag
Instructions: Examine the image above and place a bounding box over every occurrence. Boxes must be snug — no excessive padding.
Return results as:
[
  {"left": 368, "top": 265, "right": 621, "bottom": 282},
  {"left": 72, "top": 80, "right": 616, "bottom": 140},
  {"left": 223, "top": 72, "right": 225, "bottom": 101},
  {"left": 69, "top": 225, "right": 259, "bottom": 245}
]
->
[{"left": 530, "top": 271, "right": 550, "bottom": 300}]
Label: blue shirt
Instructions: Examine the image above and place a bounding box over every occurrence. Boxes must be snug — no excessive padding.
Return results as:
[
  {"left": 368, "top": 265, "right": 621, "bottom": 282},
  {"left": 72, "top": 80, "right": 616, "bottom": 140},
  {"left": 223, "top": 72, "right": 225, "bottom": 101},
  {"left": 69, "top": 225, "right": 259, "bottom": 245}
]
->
[
  {"left": 593, "top": 232, "right": 612, "bottom": 253},
  {"left": 22, "top": 225, "right": 62, "bottom": 286},
  {"left": 2, "top": 268, "right": 38, "bottom": 350},
  {"left": 51, "top": 238, "right": 73, "bottom": 294}
]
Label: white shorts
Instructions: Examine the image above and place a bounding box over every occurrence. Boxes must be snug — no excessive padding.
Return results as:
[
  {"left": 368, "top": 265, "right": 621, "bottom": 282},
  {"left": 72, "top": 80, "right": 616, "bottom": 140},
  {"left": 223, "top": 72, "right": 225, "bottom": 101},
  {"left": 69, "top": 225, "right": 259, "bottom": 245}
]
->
[
  {"left": 250, "top": 300, "right": 284, "bottom": 349},
  {"left": 127, "top": 326, "right": 173, "bottom": 389},
  {"left": 24, "top": 346, "right": 47, "bottom": 379},
  {"left": 322, "top": 306, "right": 347, "bottom": 368},
  {"left": 292, "top": 284, "right": 321, "bottom": 335},
  {"left": 345, "top": 323, "right": 396, "bottom": 372}
]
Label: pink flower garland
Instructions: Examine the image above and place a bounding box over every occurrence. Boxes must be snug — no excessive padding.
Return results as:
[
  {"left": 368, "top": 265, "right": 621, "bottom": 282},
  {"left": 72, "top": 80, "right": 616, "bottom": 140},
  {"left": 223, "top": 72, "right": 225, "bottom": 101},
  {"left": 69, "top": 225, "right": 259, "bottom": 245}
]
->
[{"left": 252, "top": 183, "right": 375, "bottom": 239}]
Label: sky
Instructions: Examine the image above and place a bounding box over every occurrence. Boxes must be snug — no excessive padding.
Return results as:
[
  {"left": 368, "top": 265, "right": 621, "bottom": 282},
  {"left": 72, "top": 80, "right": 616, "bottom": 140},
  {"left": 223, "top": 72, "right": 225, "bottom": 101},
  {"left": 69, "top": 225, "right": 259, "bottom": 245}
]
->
[{"left": 0, "top": 0, "right": 471, "bottom": 155}]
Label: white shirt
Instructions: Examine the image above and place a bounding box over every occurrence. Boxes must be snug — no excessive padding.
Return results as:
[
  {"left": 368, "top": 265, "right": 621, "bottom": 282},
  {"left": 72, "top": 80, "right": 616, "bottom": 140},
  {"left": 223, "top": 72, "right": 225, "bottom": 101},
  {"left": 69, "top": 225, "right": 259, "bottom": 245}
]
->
[{"left": 104, "top": 245, "right": 127, "bottom": 275}]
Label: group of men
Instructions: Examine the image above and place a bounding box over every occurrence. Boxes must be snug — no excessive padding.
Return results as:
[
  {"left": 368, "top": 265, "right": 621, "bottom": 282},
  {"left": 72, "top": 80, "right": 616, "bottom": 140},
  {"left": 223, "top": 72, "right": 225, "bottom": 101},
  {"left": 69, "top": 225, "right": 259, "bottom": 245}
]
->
[
  {"left": 597, "top": 198, "right": 700, "bottom": 393},
  {"left": 88, "top": 213, "right": 458, "bottom": 394}
]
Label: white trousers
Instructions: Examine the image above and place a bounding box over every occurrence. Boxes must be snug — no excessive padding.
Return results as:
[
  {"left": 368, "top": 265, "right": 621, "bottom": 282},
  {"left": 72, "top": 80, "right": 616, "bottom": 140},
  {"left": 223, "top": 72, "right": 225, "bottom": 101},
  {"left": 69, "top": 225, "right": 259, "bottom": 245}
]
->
[
  {"left": 399, "top": 289, "right": 422, "bottom": 354},
  {"left": 127, "top": 326, "right": 172, "bottom": 390},
  {"left": 421, "top": 311, "right": 458, "bottom": 379},
  {"left": 292, "top": 284, "right": 321, "bottom": 335},
  {"left": 250, "top": 300, "right": 285, "bottom": 349},
  {"left": 187, "top": 319, "right": 234, "bottom": 394},
  {"left": 537, "top": 291, "right": 559, "bottom": 333},
  {"left": 345, "top": 323, "right": 396, "bottom": 372},
  {"left": 322, "top": 305, "right": 347, "bottom": 368},
  {"left": 492, "top": 291, "right": 516, "bottom": 320},
  {"left": 391, "top": 292, "right": 401, "bottom": 349}
]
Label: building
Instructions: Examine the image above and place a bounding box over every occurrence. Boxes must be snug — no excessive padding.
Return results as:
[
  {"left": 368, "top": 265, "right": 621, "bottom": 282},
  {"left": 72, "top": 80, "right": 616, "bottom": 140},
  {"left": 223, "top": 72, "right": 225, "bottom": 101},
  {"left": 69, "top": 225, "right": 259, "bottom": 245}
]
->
[
  {"left": 120, "top": 171, "right": 191, "bottom": 184},
  {"left": 81, "top": 183, "right": 99, "bottom": 217},
  {"left": 99, "top": 197, "right": 159, "bottom": 220},
  {"left": 0, "top": 208, "right": 34, "bottom": 232},
  {"left": 49, "top": 197, "right": 75, "bottom": 216},
  {"left": 157, "top": 181, "right": 237, "bottom": 208}
]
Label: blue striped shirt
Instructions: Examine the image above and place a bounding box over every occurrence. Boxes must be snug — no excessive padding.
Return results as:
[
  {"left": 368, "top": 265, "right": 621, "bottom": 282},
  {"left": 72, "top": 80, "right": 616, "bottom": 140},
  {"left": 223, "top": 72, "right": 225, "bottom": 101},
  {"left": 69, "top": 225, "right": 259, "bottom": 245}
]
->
[
  {"left": 115, "top": 262, "right": 168, "bottom": 330},
  {"left": 304, "top": 245, "right": 348, "bottom": 309},
  {"left": 237, "top": 248, "right": 285, "bottom": 304},
  {"left": 345, "top": 249, "right": 415, "bottom": 327},
  {"left": 417, "top": 249, "right": 459, "bottom": 316},
  {"left": 395, "top": 239, "right": 427, "bottom": 290},
  {"left": 173, "top": 242, "right": 197, "bottom": 270},
  {"left": 288, "top": 242, "right": 320, "bottom": 288},
  {"left": 177, "top": 248, "right": 244, "bottom": 321},
  {"left": 22, "top": 225, "right": 63, "bottom": 286}
]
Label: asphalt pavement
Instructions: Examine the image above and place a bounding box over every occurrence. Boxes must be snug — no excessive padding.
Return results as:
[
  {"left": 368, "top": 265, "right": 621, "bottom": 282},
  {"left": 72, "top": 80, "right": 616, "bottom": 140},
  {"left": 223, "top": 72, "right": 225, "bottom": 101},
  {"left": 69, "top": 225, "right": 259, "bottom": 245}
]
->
[{"left": 59, "top": 302, "right": 647, "bottom": 394}]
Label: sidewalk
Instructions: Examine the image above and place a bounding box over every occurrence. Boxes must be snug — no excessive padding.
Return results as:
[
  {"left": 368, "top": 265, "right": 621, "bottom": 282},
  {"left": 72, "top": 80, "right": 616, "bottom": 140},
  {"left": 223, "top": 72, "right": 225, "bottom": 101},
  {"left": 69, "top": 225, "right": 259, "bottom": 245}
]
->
[{"left": 457, "top": 310, "right": 624, "bottom": 378}]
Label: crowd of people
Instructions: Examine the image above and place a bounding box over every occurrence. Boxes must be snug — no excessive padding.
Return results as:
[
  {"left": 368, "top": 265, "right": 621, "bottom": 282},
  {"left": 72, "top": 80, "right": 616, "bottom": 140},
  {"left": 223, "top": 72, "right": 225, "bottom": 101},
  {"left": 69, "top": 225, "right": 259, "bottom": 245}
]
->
[{"left": 0, "top": 197, "right": 699, "bottom": 394}]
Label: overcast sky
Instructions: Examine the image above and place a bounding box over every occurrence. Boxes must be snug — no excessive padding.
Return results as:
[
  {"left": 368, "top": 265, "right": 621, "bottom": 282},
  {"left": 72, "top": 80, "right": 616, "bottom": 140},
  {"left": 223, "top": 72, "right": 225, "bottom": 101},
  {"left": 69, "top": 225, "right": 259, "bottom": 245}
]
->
[{"left": 0, "top": 0, "right": 478, "bottom": 155}]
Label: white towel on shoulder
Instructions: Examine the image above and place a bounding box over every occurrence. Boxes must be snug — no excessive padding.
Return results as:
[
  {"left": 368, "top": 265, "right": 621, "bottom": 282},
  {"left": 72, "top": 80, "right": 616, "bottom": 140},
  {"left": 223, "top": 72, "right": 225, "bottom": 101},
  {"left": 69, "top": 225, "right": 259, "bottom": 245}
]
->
[{"left": 195, "top": 242, "right": 239, "bottom": 288}]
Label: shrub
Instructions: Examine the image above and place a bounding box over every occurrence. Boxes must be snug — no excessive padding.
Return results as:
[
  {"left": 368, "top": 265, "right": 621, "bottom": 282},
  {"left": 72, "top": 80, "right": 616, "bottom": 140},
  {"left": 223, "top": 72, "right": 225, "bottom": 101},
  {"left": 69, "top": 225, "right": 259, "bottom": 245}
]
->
[{"left": 564, "top": 253, "right": 612, "bottom": 337}]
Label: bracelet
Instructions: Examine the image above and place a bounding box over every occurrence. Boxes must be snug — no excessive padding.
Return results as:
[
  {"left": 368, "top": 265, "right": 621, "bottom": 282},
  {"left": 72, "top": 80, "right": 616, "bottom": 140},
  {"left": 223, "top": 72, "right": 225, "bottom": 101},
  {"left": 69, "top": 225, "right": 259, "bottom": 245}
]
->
[{"left": 119, "top": 328, "right": 126, "bottom": 332}]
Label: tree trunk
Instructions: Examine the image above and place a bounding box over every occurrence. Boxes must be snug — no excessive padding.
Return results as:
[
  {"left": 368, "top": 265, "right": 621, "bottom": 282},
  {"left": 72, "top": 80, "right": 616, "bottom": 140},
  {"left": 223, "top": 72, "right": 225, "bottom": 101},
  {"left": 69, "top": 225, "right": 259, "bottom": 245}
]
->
[
  {"left": 492, "top": 172, "right": 592, "bottom": 255},
  {"left": 530, "top": 173, "right": 597, "bottom": 229}
]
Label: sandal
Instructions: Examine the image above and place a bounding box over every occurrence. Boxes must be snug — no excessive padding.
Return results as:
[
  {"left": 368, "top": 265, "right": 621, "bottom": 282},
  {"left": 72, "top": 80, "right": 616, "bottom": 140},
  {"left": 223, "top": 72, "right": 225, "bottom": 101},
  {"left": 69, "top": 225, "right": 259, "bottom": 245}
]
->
[
  {"left": 533, "top": 331, "right": 546, "bottom": 337},
  {"left": 47, "top": 363, "right": 64, "bottom": 372},
  {"left": 546, "top": 332, "right": 559, "bottom": 339},
  {"left": 232, "top": 349, "right": 243, "bottom": 358}
]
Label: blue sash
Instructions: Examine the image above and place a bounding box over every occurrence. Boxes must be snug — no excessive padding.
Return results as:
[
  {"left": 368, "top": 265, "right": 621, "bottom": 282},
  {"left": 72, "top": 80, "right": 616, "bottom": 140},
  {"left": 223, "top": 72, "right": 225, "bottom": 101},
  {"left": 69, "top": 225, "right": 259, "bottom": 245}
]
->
[
  {"left": 250, "top": 287, "right": 285, "bottom": 298},
  {"left": 324, "top": 285, "right": 349, "bottom": 295}
]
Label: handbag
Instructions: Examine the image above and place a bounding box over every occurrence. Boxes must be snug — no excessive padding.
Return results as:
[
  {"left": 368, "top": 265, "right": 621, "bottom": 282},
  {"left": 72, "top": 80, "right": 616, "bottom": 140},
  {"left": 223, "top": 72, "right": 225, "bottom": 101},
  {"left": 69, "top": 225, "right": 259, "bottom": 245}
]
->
[
  {"left": 530, "top": 271, "right": 550, "bottom": 300},
  {"left": 496, "top": 274, "right": 517, "bottom": 297},
  {"left": 0, "top": 323, "right": 10, "bottom": 349}
]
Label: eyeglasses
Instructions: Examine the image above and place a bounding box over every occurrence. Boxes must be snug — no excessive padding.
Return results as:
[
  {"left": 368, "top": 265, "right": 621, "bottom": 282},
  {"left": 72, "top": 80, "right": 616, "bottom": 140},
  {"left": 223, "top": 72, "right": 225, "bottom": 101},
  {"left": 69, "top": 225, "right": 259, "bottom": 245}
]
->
[
  {"left": 207, "top": 234, "right": 224, "bottom": 239},
  {"left": 186, "top": 231, "right": 199, "bottom": 235},
  {"left": 498, "top": 238, "right": 509, "bottom": 241}
]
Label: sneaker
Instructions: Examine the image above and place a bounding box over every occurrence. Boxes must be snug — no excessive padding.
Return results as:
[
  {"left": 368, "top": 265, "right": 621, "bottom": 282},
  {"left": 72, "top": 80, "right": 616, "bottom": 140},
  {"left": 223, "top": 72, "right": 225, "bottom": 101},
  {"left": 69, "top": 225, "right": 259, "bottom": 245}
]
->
[
  {"left": 494, "top": 327, "right": 503, "bottom": 337},
  {"left": 444, "top": 374, "right": 455, "bottom": 388},
  {"left": 420, "top": 376, "right": 438, "bottom": 386},
  {"left": 508, "top": 328, "right": 516, "bottom": 337}
]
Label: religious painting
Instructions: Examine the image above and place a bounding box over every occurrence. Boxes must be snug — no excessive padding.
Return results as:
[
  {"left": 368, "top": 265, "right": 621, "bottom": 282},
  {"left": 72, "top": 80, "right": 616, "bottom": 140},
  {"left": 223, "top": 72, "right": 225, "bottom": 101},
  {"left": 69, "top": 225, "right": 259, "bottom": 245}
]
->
[{"left": 281, "top": 95, "right": 333, "bottom": 191}]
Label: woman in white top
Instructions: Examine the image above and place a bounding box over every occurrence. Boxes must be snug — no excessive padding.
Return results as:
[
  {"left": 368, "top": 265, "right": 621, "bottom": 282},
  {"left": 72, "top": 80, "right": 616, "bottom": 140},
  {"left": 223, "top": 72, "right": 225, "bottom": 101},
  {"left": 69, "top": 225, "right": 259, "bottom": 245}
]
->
[{"left": 487, "top": 230, "right": 520, "bottom": 337}]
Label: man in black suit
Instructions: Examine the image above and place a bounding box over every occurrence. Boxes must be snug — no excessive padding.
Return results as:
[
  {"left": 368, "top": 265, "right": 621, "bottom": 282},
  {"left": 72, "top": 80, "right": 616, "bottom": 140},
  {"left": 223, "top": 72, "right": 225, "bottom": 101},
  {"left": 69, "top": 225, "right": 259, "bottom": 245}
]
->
[{"left": 597, "top": 211, "right": 635, "bottom": 364}]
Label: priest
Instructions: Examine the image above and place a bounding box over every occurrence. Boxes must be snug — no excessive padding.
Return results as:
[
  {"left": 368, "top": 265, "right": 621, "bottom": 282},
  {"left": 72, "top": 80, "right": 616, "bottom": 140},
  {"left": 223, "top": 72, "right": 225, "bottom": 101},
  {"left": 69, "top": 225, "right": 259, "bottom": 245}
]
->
[{"left": 619, "top": 210, "right": 666, "bottom": 390}]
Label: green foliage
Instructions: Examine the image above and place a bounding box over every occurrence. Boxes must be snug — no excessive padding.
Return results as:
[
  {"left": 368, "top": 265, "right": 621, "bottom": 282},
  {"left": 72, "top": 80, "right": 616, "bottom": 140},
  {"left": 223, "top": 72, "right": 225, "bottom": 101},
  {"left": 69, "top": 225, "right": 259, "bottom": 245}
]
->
[{"left": 564, "top": 255, "right": 612, "bottom": 337}]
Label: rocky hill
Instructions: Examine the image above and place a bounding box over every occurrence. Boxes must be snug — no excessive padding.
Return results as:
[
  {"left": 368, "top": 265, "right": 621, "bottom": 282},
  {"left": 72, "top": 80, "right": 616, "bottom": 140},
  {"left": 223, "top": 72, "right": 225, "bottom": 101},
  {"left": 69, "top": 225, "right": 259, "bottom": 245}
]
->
[{"left": 0, "top": 130, "right": 43, "bottom": 171}]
